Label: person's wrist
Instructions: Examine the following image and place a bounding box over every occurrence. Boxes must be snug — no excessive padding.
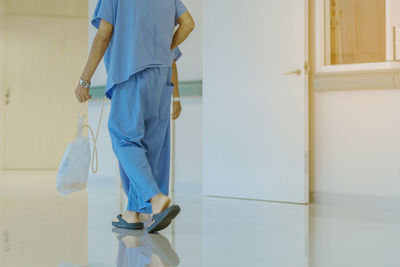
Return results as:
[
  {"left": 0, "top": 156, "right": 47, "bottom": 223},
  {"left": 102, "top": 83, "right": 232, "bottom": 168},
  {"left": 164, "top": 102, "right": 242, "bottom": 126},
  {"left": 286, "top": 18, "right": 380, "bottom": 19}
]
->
[{"left": 79, "top": 77, "right": 91, "bottom": 88}]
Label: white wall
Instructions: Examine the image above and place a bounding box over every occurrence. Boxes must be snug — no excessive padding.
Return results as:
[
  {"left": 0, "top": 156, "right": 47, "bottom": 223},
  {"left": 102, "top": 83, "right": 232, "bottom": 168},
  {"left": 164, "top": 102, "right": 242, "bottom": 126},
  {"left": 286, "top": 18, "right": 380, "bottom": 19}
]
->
[
  {"left": 309, "top": 0, "right": 400, "bottom": 201},
  {"left": 176, "top": 0, "right": 202, "bottom": 81},
  {"left": 174, "top": 97, "right": 202, "bottom": 185},
  {"left": 87, "top": 0, "right": 203, "bottom": 185},
  {"left": 88, "top": 0, "right": 107, "bottom": 88},
  {"left": 311, "top": 89, "right": 400, "bottom": 197},
  {"left": 168, "top": 0, "right": 203, "bottom": 185}
]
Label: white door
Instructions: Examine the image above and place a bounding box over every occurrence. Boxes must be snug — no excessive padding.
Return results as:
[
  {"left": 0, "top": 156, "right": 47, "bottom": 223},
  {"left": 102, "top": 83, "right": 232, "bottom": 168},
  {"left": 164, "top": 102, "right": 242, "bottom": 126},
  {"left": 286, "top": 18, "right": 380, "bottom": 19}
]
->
[
  {"left": 3, "top": 7, "right": 88, "bottom": 169},
  {"left": 203, "top": 0, "right": 309, "bottom": 203}
]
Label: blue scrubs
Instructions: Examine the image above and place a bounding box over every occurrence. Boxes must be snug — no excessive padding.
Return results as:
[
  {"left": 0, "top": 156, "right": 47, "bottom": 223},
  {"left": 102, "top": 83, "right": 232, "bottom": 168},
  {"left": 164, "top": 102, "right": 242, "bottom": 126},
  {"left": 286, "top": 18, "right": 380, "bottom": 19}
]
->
[
  {"left": 91, "top": 0, "right": 187, "bottom": 99},
  {"left": 91, "top": 0, "right": 187, "bottom": 213}
]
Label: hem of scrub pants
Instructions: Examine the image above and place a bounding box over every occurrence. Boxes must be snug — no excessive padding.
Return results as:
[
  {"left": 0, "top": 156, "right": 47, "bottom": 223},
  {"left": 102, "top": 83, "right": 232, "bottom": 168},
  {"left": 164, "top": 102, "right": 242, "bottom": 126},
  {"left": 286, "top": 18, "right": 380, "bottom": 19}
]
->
[
  {"left": 126, "top": 181, "right": 159, "bottom": 214},
  {"left": 112, "top": 138, "right": 162, "bottom": 213},
  {"left": 126, "top": 205, "right": 154, "bottom": 214},
  {"left": 118, "top": 160, "right": 159, "bottom": 214}
]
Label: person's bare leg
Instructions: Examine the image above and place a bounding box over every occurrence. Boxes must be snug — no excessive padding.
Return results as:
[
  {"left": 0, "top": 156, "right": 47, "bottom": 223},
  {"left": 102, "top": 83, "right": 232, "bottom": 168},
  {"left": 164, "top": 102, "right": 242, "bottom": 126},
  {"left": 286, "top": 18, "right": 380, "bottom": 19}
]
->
[
  {"left": 113, "top": 210, "right": 141, "bottom": 223},
  {"left": 114, "top": 193, "right": 170, "bottom": 224},
  {"left": 150, "top": 193, "right": 171, "bottom": 214},
  {"left": 139, "top": 213, "right": 152, "bottom": 222}
]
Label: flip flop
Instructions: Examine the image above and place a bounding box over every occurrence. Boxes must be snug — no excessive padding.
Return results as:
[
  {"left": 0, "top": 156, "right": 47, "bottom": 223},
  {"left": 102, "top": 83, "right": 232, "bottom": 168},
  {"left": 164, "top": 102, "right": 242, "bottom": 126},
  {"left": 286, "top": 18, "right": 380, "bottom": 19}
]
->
[
  {"left": 147, "top": 205, "right": 181, "bottom": 233},
  {"left": 112, "top": 214, "right": 144, "bottom": 230}
]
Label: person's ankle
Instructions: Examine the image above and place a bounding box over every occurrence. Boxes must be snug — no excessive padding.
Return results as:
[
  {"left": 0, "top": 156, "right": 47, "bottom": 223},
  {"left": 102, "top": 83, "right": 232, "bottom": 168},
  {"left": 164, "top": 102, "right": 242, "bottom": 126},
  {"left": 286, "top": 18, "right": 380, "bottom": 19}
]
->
[
  {"left": 151, "top": 193, "right": 167, "bottom": 204},
  {"left": 151, "top": 193, "right": 171, "bottom": 214},
  {"left": 139, "top": 213, "right": 151, "bottom": 221},
  {"left": 123, "top": 210, "right": 140, "bottom": 221},
  {"left": 125, "top": 210, "right": 139, "bottom": 216}
]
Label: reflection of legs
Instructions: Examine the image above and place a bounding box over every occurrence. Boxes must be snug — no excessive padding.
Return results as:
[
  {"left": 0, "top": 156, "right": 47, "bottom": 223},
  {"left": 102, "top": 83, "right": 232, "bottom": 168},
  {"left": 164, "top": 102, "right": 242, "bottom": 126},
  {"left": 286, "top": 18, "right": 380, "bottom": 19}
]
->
[{"left": 113, "top": 230, "right": 152, "bottom": 266}]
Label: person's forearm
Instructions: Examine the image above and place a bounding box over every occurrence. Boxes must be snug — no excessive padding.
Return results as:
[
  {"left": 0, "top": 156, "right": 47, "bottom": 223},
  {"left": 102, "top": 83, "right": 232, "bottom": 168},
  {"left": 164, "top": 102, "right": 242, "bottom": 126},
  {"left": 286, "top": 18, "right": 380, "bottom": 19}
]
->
[
  {"left": 80, "top": 33, "right": 112, "bottom": 82},
  {"left": 171, "top": 60, "right": 180, "bottom": 97},
  {"left": 171, "top": 23, "right": 194, "bottom": 51}
]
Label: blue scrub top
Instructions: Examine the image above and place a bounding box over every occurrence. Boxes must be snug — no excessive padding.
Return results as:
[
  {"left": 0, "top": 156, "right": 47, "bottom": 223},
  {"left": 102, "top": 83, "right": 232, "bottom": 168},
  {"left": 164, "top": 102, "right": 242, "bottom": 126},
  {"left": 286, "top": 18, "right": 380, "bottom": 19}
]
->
[{"left": 91, "top": 0, "right": 187, "bottom": 98}]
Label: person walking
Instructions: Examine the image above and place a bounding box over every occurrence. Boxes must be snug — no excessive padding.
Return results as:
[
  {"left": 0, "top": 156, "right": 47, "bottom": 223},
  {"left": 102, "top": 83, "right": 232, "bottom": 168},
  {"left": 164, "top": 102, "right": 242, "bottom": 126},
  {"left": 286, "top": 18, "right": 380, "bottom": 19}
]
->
[{"left": 74, "top": 0, "right": 194, "bottom": 233}]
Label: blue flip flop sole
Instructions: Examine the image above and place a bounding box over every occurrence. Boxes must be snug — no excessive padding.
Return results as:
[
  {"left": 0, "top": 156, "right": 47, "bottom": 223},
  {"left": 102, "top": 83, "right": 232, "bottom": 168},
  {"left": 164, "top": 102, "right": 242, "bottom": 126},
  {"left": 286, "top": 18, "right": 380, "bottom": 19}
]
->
[
  {"left": 147, "top": 205, "right": 181, "bottom": 233},
  {"left": 112, "top": 214, "right": 144, "bottom": 230}
]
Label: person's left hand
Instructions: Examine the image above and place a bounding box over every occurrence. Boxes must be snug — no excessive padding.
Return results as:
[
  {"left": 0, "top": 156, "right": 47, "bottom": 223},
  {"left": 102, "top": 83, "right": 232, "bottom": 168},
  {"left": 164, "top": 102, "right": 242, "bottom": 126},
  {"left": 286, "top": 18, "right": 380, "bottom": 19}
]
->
[
  {"left": 75, "top": 82, "right": 92, "bottom": 103},
  {"left": 171, "top": 100, "right": 181, "bottom": 120}
]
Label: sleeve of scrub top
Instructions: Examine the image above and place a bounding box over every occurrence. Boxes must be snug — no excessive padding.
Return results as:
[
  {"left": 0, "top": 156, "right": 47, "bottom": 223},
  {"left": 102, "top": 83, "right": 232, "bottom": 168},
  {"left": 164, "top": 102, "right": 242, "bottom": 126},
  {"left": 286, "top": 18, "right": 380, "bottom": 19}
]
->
[
  {"left": 91, "top": 0, "right": 116, "bottom": 29},
  {"left": 175, "top": 0, "right": 188, "bottom": 26},
  {"left": 173, "top": 47, "right": 183, "bottom": 62}
]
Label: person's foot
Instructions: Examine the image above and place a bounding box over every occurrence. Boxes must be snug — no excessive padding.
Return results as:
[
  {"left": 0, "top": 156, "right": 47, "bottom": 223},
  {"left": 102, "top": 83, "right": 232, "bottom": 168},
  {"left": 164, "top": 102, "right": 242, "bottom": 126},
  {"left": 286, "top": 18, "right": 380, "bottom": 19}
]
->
[
  {"left": 121, "top": 235, "right": 141, "bottom": 248},
  {"left": 111, "top": 228, "right": 145, "bottom": 248},
  {"left": 150, "top": 254, "right": 169, "bottom": 267},
  {"left": 113, "top": 210, "right": 141, "bottom": 224},
  {"left": 150, "top": 193, "right": 171, "bottom": 214}
]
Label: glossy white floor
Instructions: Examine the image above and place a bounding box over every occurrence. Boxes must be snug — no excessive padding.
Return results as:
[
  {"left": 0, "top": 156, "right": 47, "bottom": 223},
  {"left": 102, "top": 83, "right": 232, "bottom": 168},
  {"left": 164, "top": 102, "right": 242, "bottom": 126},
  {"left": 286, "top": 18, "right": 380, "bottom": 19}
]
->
[{"left": 1, "top": 171, "right": 400, "bottom": 267}]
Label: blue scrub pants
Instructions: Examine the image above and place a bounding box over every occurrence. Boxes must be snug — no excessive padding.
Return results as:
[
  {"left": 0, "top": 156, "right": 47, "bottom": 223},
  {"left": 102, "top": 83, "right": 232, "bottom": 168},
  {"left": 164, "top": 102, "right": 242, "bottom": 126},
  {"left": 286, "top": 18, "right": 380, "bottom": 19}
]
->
[{"left": 107, "top": 66, "right": 174, "bottom": 214}]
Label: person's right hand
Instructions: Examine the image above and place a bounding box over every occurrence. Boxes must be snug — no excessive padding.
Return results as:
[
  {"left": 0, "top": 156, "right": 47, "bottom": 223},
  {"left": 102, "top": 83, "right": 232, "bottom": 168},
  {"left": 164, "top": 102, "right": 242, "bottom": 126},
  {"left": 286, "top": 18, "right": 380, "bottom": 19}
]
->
[{"left": 75, "top": 82, "right": 92, "bottom": 103}]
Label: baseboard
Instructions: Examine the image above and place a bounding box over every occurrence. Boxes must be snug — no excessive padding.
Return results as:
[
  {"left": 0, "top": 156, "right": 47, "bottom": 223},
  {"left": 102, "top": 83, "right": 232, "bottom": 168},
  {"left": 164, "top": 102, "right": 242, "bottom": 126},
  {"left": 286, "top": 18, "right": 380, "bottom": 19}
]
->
[{"left": 311, "top": 191, "right": 400, "bottom": 212}]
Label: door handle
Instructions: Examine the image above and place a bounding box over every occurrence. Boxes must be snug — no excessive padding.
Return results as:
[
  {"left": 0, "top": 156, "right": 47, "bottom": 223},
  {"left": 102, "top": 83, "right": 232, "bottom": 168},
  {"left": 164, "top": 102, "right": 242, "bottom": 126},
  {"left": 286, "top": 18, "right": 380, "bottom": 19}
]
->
[
  {"left": 284, "top": 69, "right": 302, "bottom": 76},
  {"left": 5, "top": 87, "right": 10, "bottom": 105}
]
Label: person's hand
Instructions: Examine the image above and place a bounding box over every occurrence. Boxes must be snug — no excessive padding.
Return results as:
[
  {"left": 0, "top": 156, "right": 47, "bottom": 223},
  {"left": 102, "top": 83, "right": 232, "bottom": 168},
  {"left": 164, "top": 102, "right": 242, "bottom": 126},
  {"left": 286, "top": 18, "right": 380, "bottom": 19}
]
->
[
  {"left": 171, "top": 100, "right": 181, "bottom": 120},
  {"left": 75, "top": 82, "right": 92, "bottom": 103}
]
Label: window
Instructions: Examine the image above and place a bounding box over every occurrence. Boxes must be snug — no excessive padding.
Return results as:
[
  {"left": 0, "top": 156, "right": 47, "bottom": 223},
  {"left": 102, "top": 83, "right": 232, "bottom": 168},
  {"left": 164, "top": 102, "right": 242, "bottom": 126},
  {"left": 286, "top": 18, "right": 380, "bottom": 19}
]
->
[
  {"left": 327, "top": 0, "right": 386, "bottom": 65},
  {"left": 314, "top": 0, "right": 400, "bottom": 72}
]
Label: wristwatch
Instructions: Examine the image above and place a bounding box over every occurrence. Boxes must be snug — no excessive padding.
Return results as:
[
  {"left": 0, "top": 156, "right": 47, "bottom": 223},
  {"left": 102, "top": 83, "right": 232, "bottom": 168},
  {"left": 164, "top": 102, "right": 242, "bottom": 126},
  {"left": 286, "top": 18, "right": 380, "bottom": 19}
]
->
[{"left": 79, "top": 78, "right": 91, "bottom": 89}]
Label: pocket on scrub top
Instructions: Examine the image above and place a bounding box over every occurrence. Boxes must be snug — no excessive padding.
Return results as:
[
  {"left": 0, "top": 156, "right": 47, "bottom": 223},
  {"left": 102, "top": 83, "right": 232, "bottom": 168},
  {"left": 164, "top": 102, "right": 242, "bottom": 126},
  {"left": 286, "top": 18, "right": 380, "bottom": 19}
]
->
[{"left": 159, "top": 83, "right": 175, "bottom": 119}]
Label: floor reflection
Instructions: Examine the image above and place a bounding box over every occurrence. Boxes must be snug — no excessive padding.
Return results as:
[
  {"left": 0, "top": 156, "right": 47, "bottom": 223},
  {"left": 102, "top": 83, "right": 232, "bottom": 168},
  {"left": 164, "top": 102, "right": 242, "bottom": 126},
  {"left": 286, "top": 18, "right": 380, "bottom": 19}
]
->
[
  {"left": 309, "top": 204, "right": 400, "bottom": 267},
  {"left": 2, "top": 171, "right": 400, "bottom": 267},
  {"left": 0, "top": 171, "right": 88, "bottom": 267},
  {"left": 112, "top": 228, "right": 179, "bottom": 267}
]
